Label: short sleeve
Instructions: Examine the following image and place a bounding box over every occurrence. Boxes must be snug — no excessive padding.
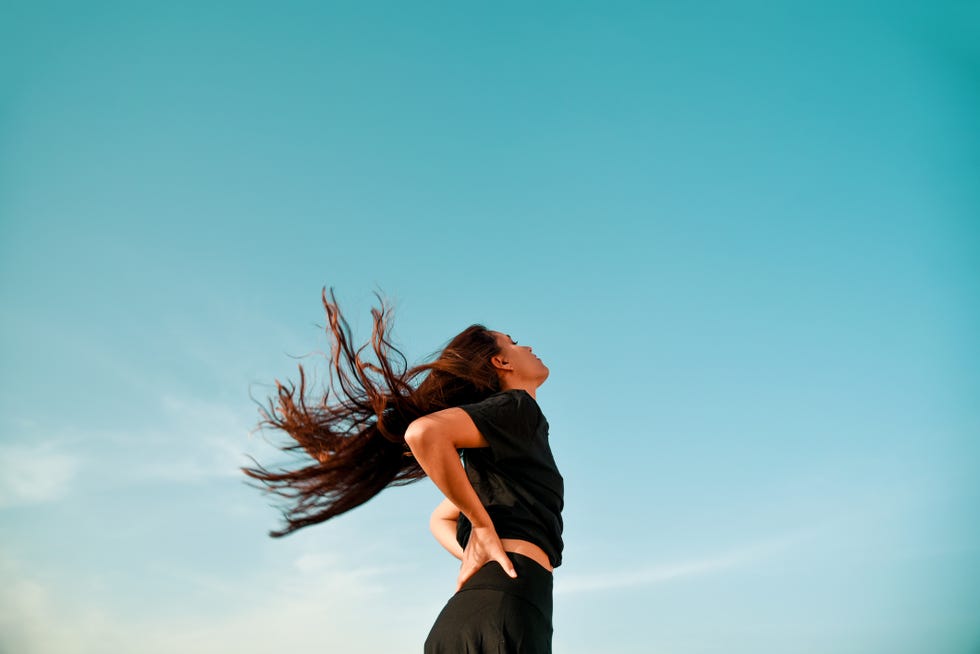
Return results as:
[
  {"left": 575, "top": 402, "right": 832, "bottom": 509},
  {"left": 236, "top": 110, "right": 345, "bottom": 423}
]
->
[{"left": 457, "top": 390, "right": 537, "bottom": 461}]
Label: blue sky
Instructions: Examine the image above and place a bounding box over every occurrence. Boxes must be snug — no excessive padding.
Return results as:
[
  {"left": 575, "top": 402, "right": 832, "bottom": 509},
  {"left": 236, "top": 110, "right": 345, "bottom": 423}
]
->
[{"left": 1, "top": 1, "right": 978, "bottom": 652}]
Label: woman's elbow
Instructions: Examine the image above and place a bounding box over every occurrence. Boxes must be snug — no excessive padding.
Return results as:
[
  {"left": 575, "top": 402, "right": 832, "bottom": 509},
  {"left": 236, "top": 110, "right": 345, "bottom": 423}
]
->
[{"left": 404, "top": 419, "right": 430, "bottom": 452}]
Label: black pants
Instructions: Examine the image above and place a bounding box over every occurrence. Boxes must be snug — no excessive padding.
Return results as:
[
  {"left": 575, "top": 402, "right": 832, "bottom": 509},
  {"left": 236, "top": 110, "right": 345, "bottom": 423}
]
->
[{"left": 424, "top": 552, "right": 554, "bottom": 654}]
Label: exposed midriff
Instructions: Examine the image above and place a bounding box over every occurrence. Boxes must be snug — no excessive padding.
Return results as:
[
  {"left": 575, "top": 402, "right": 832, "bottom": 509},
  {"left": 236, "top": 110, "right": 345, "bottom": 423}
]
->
[{"left": 500, "top": 538, "right": 553, "bottom": 572}]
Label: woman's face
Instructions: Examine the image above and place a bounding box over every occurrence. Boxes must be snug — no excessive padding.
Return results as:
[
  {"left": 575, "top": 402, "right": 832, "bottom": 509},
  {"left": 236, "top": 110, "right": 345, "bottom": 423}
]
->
[{"left": 490, "top": 331, "right": 550, "bottom": 387}]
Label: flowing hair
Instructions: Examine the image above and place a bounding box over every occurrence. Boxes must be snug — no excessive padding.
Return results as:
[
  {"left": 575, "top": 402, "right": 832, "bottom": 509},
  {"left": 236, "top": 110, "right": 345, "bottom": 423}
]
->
[{"left": 242, "top": 287, "right": 503, "bottom": 537}]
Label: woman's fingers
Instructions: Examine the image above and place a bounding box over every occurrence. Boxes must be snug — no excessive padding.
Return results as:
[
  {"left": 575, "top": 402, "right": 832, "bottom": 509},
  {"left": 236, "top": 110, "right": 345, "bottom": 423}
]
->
[
  {"left": 496, "top": 551, "right": 517, "bottom": 579},
  {"left": 454, "top": 525, "right": 519, "bottom": 591}
]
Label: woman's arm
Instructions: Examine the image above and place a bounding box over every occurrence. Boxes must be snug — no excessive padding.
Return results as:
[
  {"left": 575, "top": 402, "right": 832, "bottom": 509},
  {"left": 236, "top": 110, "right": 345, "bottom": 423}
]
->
[
  {"left": 405, "top": 407, "right": 518, "bottom": 589},
  {"left": 430, "top": 497, "right": 464, "bottom": 560}
]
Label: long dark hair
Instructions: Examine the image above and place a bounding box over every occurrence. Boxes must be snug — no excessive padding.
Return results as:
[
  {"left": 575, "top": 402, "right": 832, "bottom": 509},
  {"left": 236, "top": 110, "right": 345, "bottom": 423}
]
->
[{"left": 242, "top": 287, "right": 503, "bottom": 537}]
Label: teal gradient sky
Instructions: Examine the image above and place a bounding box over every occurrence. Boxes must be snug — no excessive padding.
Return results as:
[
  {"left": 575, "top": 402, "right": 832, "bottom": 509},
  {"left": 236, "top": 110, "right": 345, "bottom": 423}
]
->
[{"left": 1, "top": 2, "right": 978, "bottom": 652}]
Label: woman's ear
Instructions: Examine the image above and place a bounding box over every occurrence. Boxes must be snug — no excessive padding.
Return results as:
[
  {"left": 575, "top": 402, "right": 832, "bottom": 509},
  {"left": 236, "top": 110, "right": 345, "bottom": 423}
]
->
[{"left": 490, "top": 354, "right": 512, "bottom": 371}]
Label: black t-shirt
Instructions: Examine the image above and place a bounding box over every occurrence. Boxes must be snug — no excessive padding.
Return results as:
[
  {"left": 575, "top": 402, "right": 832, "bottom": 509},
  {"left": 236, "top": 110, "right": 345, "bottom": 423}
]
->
[{"left": 455, "top": 388, "right": 564, "bottom": 568}]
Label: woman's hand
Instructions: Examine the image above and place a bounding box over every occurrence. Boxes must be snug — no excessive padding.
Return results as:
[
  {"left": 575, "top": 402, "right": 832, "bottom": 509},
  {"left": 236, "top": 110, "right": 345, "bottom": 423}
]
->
[{"left": 456, "top": 525, "right": 518, "bottom": 591}]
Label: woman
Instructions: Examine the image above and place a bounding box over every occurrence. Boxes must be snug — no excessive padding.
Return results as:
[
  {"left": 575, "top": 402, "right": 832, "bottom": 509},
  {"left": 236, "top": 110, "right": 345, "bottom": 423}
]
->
[{"left": 243, "top": 288, "right": 563, "bottom": 653}]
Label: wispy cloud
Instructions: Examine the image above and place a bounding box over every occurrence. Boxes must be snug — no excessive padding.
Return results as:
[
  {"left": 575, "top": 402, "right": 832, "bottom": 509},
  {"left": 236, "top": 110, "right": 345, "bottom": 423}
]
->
[
  {"left": 555, "top": 527, "right": 819, "bottom": 594},
  {"left": 0, "top": 375, "right": 319, "bottom": 517},
  {"left": 2, "top": 392, "right": 269, "bottom": 494},
  {"left": 130, "top": 391, "right": 309, "bottom": 483},
  {"left": 0, "top": 442, "right": 80, "bottom": 508},
  {"left": 0, "top": 553, "right": 124, "bottom": 654},
  {"left": 0, "top": 546, "right": 432, "bottom": 654}
]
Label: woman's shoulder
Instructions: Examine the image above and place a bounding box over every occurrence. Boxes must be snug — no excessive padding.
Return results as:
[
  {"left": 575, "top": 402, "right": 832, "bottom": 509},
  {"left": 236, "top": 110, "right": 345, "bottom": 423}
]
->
[
  {"left": 495, "top": 388, "right": 537, "bottom": 402},
  {"left": 471, "top": 387, "right": 529, "bottom": 404},
  {"left": 461, "top": 388, "right": 542, "bottom": 427},
  {"left": 504, "top": 389, "right": 545, "bottom": 430},
  {"left": 487, "top": 388, "right": 541, "bottom": 413}
]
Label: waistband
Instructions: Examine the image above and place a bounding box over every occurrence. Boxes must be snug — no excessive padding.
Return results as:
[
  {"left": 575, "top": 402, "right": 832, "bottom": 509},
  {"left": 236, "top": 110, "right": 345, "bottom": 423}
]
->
[{"left": 456, "top": 552, "right": 553, "bottom": 620}]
